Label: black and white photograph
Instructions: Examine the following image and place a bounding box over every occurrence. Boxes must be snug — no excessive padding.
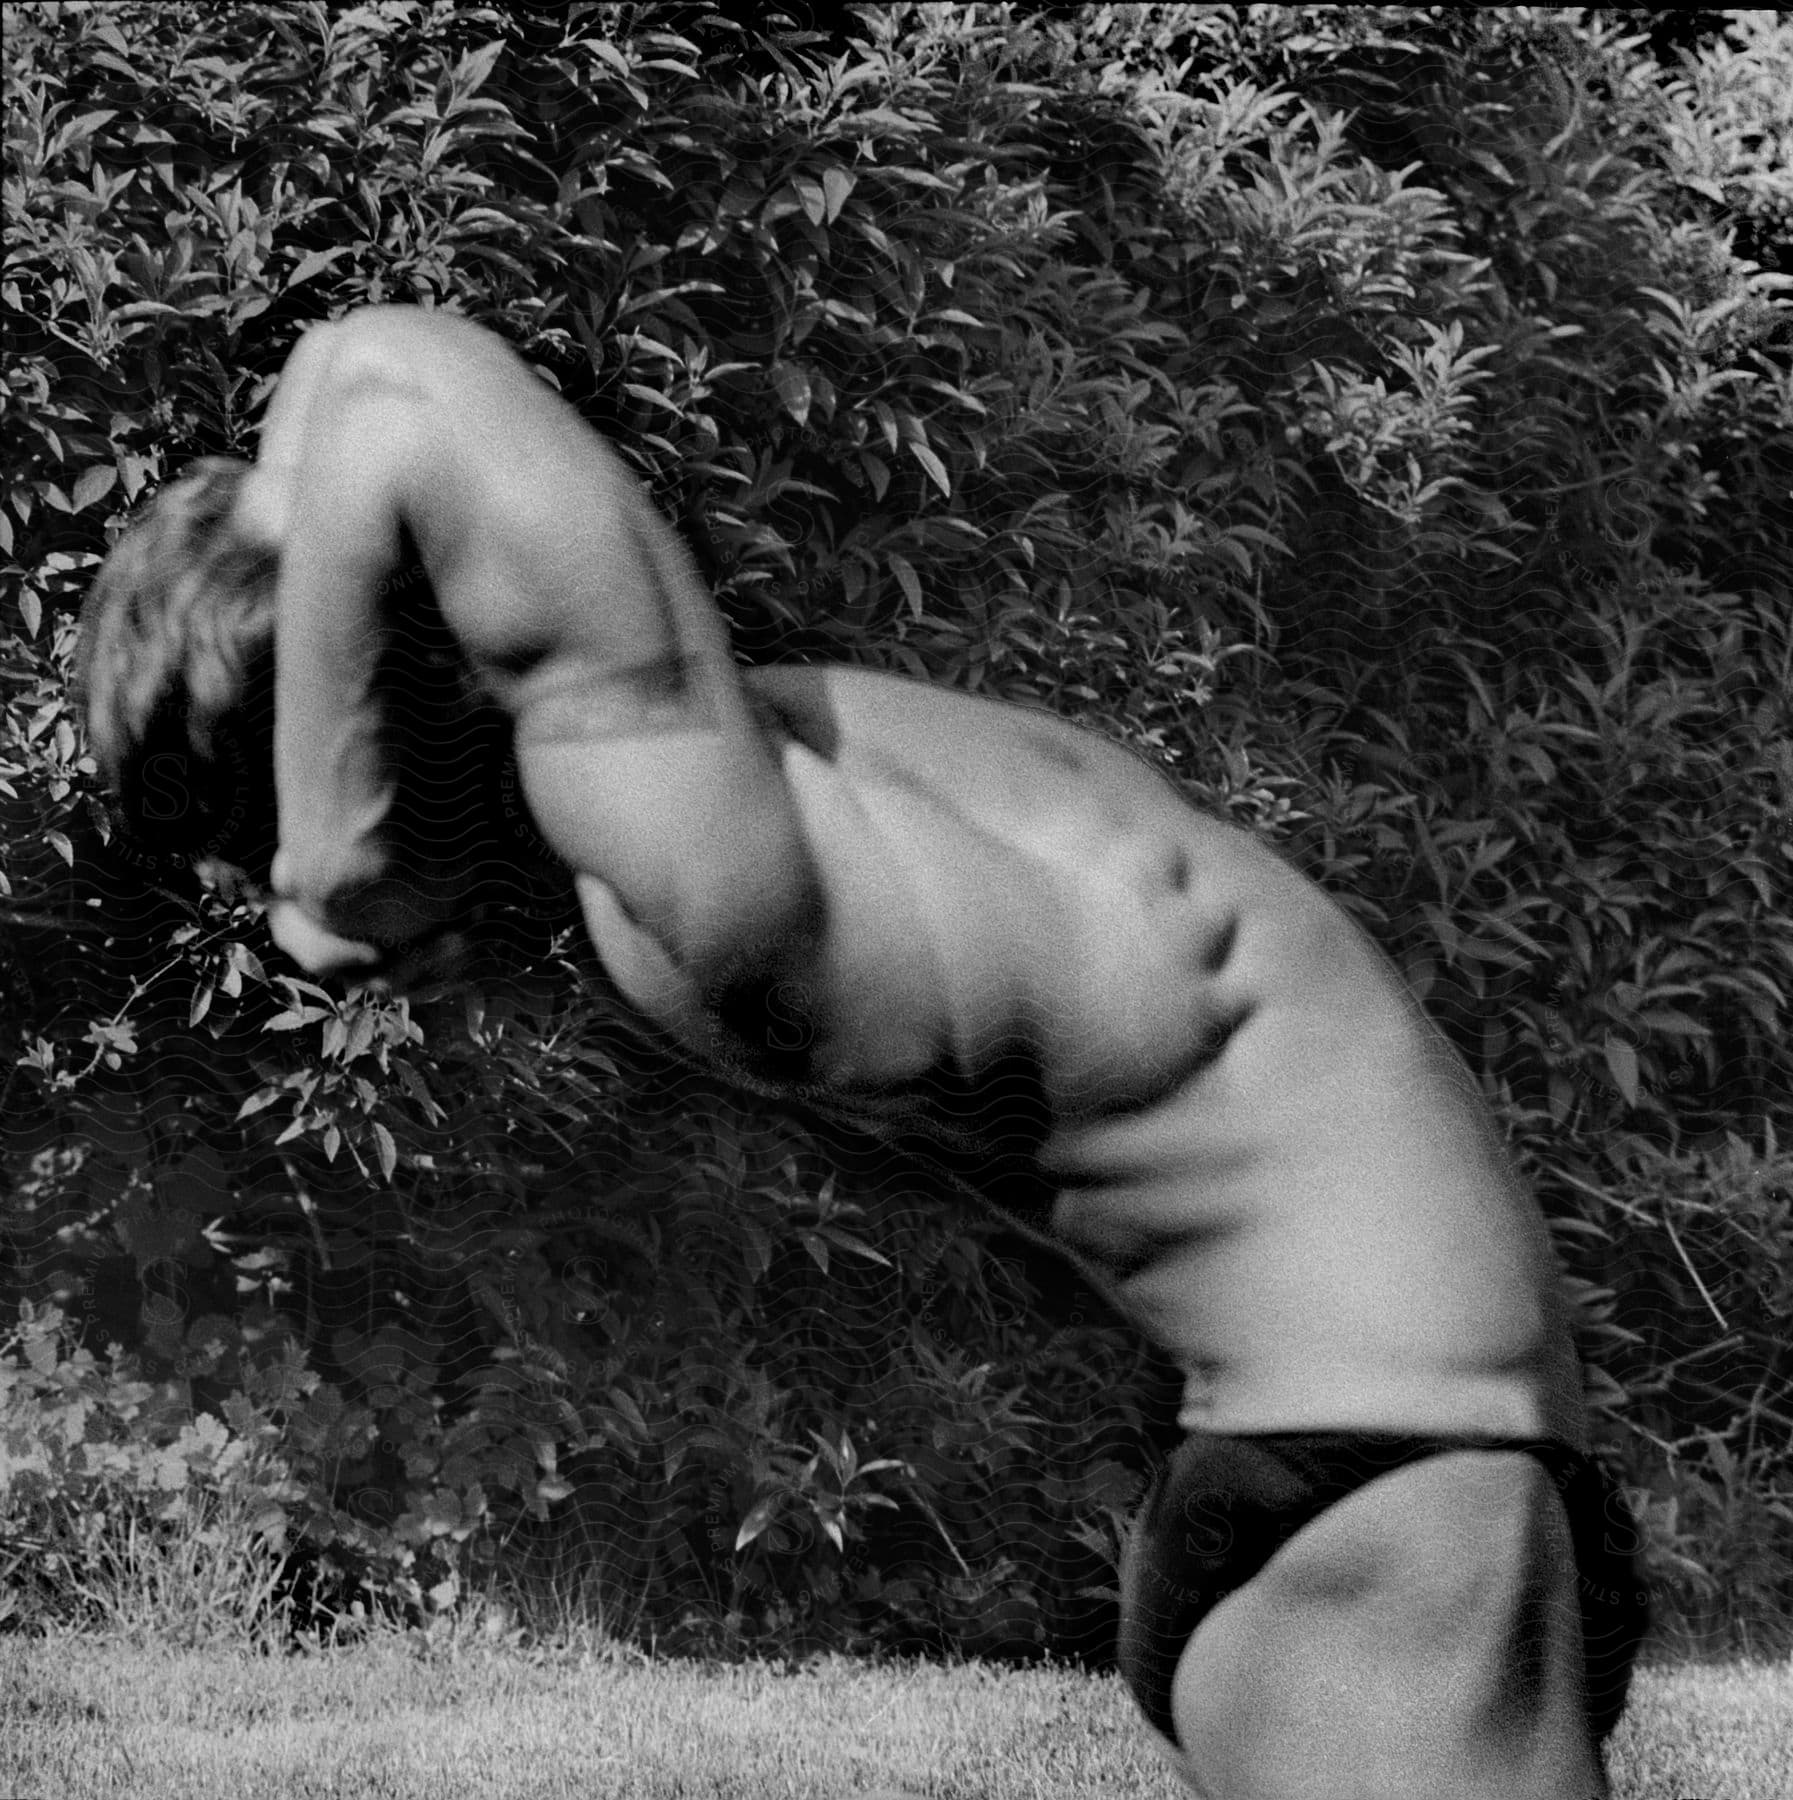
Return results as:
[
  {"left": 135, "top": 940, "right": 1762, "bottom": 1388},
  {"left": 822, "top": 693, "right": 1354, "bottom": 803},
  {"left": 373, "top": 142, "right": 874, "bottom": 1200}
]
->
[{"left": 3, "top": 5, "right": 1789, "bottom": 1795}]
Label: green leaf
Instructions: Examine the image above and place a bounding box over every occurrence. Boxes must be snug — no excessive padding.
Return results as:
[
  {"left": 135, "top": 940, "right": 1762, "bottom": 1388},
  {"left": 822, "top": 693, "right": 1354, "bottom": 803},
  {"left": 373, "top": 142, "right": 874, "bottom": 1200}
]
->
[
  {"left": 266, "top": 1007, "right": 327, "bottom": 1031},
  {"left": 289, "top": 246, "right": 351, "bottom": 289},
  {"left": 226, "top": 942, "right": 266, "bottom": 984},
  {"left": 790, "top": 174, "right": 827, "bottom": 226},
  {"left": 1601, "top": 1037, "right": 1640, "bottom": 1108},
  {"left": 888, "top": 554, "right": 923, "bottom": 619},
  {"left": 395, "top": 1061, "right": 444, "bottom": 1122},
  {"left": 453, "top": 40, "right": 505, "bottom": 96},
  {"left": 819, "top": 1226, "right": 892, "bottom": 1267},
  {"left": 72, "top": 465, "right": 117, "bottom": 512},
  {"left": 908, "top": 441, "right": 950, "bottom": 497},
  {"left": 606, "top": 1385, "right": 649, "bottom": 1436},
  {"left": 249, "top": 1504, "right": 289, "bottom": 1550},
  {"left": 770, "top": 362, "right": 812, "bottom": 426},
  {"left": 47, "top": 110, "right": 118, "bottom": 160},
  {"left": 372, "top": 1122, "right": 397, "bottom": 1182},
  {"left": 735, "top": 1495, "right": 778, "bottom": 1552},
  {"left": 821, "top": 166, "right": 855, "bottom": 223}
]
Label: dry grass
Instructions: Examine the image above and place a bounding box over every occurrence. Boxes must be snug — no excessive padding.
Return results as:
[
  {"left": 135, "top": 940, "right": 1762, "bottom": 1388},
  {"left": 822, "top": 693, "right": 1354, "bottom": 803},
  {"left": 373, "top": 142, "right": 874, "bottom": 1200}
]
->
[
  {"left": 1605, "top": 1660, "right": 1793, "bottom": 1800},
  {"left": 2, "top": 1632, "right": 1788, "bottom": 1798}
]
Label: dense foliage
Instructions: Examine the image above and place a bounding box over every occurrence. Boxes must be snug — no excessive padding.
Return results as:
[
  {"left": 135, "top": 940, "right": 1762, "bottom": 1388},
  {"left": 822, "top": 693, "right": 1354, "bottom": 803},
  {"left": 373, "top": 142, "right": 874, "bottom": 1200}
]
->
[{"left": 3, "top": 3, "right": 1789, "bottom": 1660}]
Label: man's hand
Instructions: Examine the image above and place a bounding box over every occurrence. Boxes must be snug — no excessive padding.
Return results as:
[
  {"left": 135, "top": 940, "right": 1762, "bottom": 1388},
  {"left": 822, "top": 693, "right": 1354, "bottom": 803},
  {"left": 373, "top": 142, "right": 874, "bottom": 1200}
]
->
[
  {"left": 267, "top": 896, "right": 381, "bottom": 979},
  {"left": 268, "top": 849, "right": 477, "bottom": 987},
  {"left": 267, "top": 894, "right": 473, "bottom": 996},
  {"left": 269, "top": 832, "right": 479, "bottom": 963}
]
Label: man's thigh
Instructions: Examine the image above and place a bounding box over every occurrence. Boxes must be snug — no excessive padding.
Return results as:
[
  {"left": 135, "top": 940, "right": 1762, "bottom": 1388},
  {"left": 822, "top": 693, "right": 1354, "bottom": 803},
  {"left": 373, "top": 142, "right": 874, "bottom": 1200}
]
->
[{"left": 1154, "top": 1449, "right": 1606, "bottom": 1800}]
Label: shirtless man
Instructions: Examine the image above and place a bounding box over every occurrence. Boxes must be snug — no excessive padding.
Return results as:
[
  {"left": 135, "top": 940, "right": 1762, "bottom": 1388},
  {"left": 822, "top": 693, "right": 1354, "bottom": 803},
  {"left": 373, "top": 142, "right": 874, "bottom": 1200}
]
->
[{"left": 81, "top": 306, "right": 1646, "bottom": 1798}]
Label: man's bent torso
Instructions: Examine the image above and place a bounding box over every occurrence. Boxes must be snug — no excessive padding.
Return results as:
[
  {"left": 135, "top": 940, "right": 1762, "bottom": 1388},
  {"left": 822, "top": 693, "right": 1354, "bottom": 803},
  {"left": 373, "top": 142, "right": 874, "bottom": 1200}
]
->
[{"left": 697, "top": 665, "right": 1587, "bottom": 1452}]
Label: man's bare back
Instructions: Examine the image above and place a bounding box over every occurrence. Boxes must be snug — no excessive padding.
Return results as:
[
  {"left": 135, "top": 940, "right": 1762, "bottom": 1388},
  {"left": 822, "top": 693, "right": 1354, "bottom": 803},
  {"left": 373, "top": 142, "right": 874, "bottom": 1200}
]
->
[
  {"left": 194, "top": 304, "right": 1639, "bottom": 1795},
  {"left": 706, "top": 665, "right": 1586, "bottom": 1449}
]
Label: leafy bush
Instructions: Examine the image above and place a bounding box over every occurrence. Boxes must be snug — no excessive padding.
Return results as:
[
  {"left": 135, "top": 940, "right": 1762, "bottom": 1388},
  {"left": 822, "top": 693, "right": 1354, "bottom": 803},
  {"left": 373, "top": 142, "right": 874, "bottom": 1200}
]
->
[
  {"left": 3, "top": 1, "right": 1788, "bottom": 1660},
  {"left": 2, "top": 1300, "right": 306, "bottom": 1641}
]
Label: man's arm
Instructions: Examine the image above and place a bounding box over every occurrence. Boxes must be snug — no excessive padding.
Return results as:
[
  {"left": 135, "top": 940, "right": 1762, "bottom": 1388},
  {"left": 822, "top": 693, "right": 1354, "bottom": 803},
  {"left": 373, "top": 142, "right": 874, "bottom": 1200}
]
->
[
  {"left": 268, "top": 361, "right": 441, "bottom": 953},
  {"left": 264, "top": 308, "right": 821, "bottom": 1029}
]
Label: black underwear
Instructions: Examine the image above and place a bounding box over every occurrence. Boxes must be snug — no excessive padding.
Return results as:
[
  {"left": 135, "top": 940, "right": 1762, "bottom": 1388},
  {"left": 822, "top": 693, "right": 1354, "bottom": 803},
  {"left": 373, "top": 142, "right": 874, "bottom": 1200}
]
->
[{"left": 1116, "top": 1430, "right": 1649, "bottom": 1752}]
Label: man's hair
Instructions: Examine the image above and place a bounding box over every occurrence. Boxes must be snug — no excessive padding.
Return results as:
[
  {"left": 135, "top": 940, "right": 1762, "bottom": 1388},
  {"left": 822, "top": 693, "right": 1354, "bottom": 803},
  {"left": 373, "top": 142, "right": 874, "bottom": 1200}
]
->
[{"left": 78, "top": 457, "right": 279, "bottom": 873}]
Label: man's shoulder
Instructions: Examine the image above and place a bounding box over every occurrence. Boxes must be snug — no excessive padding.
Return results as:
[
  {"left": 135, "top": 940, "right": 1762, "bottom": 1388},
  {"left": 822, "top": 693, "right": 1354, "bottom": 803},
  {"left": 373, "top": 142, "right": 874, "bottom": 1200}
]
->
[
  {"left": 319, "top": 302, "right": 484, "bottom": 353},
  {"left": 302, "top": 305, "right": 514, "bottom": 400},
  {"left": 744, "top": 662, "right": 1155, "bottom": 774}
]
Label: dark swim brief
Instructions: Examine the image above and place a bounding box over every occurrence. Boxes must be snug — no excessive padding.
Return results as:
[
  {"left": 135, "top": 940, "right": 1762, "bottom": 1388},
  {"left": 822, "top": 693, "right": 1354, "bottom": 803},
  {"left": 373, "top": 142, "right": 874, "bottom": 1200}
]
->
[{"left": 1116, "top": 1430, "right": 1649, "bottom": 1751}]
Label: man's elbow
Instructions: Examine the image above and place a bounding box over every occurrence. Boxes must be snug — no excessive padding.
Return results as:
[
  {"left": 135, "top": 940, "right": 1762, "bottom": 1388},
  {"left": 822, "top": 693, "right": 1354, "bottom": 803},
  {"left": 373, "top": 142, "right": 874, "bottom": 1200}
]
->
[
  {"left": 684, "top": 825, "right": 823, "bottom": 994},
  {"left": 679, "top": 825, "right": 826, "bottom": 1073}
]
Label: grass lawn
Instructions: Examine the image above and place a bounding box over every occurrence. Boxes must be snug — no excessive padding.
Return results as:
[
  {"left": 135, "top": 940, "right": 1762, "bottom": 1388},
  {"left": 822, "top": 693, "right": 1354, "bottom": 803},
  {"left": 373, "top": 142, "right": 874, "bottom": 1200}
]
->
[{"left": 2, "top": 1633, "right": 1789, "bottom": 1799}]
